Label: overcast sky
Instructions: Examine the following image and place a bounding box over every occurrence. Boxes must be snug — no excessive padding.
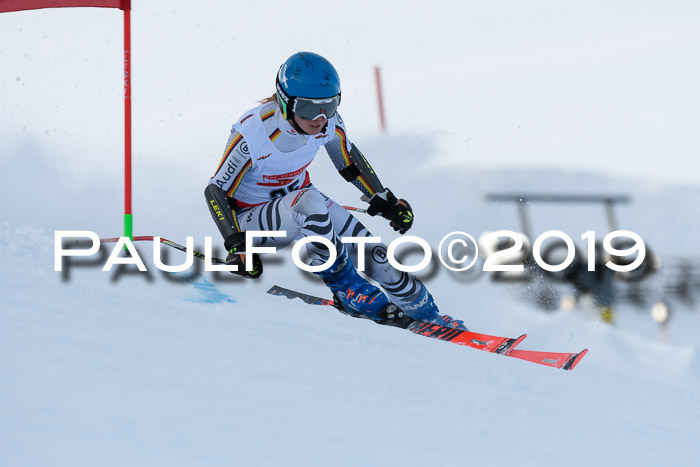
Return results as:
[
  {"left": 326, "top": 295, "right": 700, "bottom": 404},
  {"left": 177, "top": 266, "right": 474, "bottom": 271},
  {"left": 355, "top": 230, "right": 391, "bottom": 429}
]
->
[{"left": 1, "top": 0, "right": 699, "bottom": 185}]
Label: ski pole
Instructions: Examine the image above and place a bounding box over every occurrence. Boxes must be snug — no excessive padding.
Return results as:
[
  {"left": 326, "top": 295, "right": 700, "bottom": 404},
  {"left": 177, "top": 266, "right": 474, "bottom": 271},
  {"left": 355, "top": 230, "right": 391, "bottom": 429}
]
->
[
  {"left": 342, "top": 205, "right": 368, "bottom": 214},
  {"left": 73, "top": 236, "right": 226, "bottom": 264}
]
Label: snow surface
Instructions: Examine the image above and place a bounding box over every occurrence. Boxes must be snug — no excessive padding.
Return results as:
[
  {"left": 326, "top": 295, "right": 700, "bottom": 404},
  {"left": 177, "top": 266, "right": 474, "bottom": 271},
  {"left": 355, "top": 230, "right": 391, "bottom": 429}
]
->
[
  {"left": 2, "top": 2, "right": 700, "bottom": 465},
  {"left": 2, "top": 140, "right": 700, "bottom": 466},
  {"left": 2, "top": 223, "right": 700, "bottom": 467}
]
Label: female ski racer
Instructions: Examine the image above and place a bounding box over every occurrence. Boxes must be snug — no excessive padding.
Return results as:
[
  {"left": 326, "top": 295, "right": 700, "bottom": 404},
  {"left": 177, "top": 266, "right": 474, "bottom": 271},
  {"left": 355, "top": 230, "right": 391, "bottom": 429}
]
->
[{"left": 205, "top": 51, "right": 465, "bottom": 329}]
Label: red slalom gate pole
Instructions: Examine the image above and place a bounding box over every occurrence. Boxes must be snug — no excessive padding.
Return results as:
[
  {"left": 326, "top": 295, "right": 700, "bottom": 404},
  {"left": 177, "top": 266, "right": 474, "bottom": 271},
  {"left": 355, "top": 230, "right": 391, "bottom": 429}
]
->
[
  {"left": 374, "top": 66, "right": 386, "bottom": 133},
  {"left": 123, "top": 5, "right": 132, "bottom": 240},
  {"left": 0, "top": 0, "right": 134, "bottom": 239}
]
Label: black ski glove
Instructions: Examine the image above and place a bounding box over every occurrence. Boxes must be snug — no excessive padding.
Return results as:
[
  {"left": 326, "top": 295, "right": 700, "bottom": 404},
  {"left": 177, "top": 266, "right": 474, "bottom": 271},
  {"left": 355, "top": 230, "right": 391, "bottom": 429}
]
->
[
  {"left": 365, "top": 188, "right": 414, "bottom": 234},
  {"left": 224, "top": 231, "right": 263, "bottom": 279}
]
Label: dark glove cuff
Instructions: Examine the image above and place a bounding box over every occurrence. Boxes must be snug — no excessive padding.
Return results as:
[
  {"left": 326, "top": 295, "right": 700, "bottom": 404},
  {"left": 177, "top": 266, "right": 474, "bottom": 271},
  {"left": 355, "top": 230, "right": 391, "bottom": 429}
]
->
[
  {"left": 224, "top": 231, "right": 246, "bottom": 252},
  {"left": 366, "top": 189, "right": 398, "bottom": 217}
]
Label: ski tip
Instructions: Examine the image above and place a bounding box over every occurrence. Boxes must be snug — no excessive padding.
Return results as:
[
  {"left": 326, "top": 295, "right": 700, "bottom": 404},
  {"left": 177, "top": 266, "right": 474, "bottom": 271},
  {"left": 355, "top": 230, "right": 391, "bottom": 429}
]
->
[
  {"left": 511, "top": 333, "right": 527, "bottom": 348},
  {"left": 496, "top": 334, "right": 527, "bottom": 355},
  {"left": 564, "top": 349, "right": 589, "bottom": 371}
]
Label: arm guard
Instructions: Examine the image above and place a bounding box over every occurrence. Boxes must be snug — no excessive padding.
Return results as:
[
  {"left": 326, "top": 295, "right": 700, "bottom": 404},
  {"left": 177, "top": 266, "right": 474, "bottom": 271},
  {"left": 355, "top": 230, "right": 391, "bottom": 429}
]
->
[
  {"left": 204, "top": 183, "right": 240, "bottom": 240},
  {"left": 338, "top": 143, "right": 385, "bottom": 196}
]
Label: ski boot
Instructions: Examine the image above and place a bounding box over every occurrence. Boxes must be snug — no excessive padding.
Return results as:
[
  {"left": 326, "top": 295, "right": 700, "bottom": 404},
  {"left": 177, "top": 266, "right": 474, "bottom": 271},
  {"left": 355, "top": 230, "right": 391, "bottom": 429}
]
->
[
  {"left": 316, "top": 248, "right": 403, "bottom": 323},
  {"left": 400, "top": 284, "right": 468, "bottom": 330}
]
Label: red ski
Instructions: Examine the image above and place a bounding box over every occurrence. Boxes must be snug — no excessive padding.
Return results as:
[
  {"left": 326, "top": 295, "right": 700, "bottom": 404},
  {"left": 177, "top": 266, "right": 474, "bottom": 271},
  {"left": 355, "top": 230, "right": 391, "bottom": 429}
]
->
[
  {"left": 405, "top": 320, "right": 527, "bottom": 355},
  {"left": 267, "top": 285, "right": 588, "bottom": 370},
  {"left": 507, "top": 348, "right": 589, "bottom": 371}
]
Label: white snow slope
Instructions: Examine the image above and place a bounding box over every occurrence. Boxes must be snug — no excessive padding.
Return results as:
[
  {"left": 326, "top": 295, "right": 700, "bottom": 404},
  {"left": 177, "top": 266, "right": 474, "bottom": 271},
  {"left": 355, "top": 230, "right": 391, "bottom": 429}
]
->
[
  {"left": 2, "top": 3, "right": 699, "bottom": 460},
  {"left": 2, "top": 132, "right": 700, "bottom": 466}
]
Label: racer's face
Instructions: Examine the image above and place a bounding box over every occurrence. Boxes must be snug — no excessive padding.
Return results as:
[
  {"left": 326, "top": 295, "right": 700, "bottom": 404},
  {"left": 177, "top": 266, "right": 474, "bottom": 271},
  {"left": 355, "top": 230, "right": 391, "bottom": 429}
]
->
[{"left": 293, "top": 114, "right": 327, "bottom": 135}]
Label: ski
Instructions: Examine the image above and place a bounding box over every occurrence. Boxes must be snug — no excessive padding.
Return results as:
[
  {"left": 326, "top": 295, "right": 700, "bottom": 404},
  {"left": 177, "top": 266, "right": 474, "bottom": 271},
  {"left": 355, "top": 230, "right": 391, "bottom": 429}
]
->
[
  {"left": 266, "top": 285, "right": 587, "bottom": 370},
  {"left": 507, "top": 348, "right": 589, "bottom": 371},
  {"left": 405, "top": 321, "right": 526, "bottom": 355},
  {"left": 268, "top": 285, "right": 335, "bottom": 306},
  {"left": 267, "top": 285, "right": 525, "bottom": 356}
]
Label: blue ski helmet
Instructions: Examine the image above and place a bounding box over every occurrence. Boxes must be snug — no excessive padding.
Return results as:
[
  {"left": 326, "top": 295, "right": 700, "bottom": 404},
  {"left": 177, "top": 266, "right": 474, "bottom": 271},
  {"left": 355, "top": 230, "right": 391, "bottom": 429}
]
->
[{"left": 275, "top": 52, "right": 341, "bottom": 121}]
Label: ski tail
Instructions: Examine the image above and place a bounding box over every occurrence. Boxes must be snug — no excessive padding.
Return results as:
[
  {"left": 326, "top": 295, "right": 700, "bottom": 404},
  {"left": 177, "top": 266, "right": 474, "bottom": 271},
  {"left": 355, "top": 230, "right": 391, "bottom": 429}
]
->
[
  {"left": 507, "top": 348, "right": 589, "bottom": 370},
  {"left": 267, "top": 285, "right": 335, "bottom": 306}
]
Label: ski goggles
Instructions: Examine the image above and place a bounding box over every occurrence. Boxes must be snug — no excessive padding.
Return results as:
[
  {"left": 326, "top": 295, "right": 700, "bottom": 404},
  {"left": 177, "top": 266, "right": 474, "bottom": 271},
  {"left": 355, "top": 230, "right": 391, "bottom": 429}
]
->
[{"left": 293, "top": 95, "right": 340, "bottom": 121}]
